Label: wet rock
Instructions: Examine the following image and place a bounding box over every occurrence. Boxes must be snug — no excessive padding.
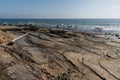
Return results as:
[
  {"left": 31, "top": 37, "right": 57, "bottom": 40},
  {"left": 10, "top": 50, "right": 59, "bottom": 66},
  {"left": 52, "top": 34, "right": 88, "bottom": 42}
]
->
[
  {"left": 115, "top": 34, "right": 119, "bottom": 37},
  {"left": 94, "top": 27, "right": 103, "bottom": 32}
]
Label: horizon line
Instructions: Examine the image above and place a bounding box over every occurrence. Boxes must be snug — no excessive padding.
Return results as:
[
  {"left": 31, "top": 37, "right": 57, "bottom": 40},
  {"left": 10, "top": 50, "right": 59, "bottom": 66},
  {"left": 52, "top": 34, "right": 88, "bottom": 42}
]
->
[{"left": 1, "top": 18, "right": 120, "bottom": 19}]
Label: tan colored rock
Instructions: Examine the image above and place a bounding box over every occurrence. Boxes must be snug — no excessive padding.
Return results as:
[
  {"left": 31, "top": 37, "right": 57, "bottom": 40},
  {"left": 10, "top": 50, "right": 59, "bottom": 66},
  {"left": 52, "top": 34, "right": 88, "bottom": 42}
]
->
[
  {"left": 100, "top": 59, "right": 120, "bottom": 79},
  {"left": 0, "top": 28, "right": 120, "bottom": 80},
  {"left": 0, "top": 30, "right": 14, "bottom": 44}
]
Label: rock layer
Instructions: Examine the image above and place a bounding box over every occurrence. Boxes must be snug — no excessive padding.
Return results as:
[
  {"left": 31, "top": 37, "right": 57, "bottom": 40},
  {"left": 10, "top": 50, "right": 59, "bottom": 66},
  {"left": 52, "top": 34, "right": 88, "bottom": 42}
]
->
[{"left": 0, "top": 29, "right": 120, "bottom": 80}]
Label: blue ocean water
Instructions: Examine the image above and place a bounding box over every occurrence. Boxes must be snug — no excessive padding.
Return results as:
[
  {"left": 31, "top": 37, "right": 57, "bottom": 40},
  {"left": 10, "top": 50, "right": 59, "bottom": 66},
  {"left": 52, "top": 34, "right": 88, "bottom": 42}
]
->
[
  {"left": 0, "top": 19, "right": 120, "bottom": 25},
  {"left": 1, "top": 19, "right": 120, "bottom": 33}
]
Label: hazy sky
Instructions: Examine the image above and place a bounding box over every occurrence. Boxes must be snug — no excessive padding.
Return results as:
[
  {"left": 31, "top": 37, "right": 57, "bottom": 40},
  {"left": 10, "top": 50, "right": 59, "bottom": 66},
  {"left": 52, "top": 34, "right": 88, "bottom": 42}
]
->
[{"left": 0, "top": 0, "right": 120, "bottom": 18}]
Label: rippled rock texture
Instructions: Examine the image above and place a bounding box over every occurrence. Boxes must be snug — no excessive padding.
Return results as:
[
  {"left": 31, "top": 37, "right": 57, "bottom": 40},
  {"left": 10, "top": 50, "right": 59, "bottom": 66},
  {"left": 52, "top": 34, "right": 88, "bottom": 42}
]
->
[{"left": 0, "top": 29, "right": 120, "bottom": 80}]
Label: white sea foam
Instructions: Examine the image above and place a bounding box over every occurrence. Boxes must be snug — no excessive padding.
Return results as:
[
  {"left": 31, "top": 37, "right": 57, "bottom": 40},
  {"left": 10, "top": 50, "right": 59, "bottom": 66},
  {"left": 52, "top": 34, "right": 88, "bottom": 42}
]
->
[{"left": 76, "top": 25, "right": 120, "bottom": 33}]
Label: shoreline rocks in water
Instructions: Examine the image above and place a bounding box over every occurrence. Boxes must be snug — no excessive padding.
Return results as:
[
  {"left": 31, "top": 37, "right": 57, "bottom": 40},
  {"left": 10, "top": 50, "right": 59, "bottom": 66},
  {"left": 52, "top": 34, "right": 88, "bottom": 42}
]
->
[{"left": 0, "top": 25, "right": 120, "bottom": 80}]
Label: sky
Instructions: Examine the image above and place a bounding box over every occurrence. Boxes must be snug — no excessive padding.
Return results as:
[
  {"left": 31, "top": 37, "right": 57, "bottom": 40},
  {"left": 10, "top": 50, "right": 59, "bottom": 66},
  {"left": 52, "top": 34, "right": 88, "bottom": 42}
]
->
[{"left": 0, "top": 0, "right": 120, "bottom": 18}]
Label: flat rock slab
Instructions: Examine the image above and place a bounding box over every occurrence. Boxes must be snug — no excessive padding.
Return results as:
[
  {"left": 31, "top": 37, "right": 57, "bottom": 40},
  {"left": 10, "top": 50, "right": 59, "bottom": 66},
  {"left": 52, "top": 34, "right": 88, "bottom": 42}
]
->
[
  {"left": 100, "top": 59, "right": 120, "bottom": 79},
  {"left": 1, "top": 31, "right": 120, "bottom": 80}
]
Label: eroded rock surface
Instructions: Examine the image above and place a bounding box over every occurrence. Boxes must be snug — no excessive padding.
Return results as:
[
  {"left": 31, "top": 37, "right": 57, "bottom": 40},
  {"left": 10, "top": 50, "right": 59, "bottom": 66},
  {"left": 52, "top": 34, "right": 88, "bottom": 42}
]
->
[
  {"left": 0, "top": 29, "right": 120, "bottom": 80},
  {"left": 0, "top": 30, "right": 14, "bottom": 44}
]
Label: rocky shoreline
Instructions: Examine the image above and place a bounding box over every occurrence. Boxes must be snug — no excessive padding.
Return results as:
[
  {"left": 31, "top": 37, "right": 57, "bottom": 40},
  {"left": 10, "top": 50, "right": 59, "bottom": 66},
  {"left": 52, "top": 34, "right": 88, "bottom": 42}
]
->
[{"left": 0, "top": 25, "right": 120, "bottom": 80}]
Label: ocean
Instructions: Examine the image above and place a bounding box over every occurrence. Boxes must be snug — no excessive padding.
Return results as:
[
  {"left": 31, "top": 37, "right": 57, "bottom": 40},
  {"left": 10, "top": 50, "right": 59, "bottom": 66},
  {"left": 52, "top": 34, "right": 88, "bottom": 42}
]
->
[{"left": 1, "top": 19, "right": 120, "bottom": 34}]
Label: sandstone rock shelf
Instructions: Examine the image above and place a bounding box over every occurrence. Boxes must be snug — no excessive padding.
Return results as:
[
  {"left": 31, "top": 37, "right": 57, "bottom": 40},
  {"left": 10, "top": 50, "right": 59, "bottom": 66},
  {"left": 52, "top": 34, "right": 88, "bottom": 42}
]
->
[{"left": 0, "top": 27, "right": 120, "bottom": 80}]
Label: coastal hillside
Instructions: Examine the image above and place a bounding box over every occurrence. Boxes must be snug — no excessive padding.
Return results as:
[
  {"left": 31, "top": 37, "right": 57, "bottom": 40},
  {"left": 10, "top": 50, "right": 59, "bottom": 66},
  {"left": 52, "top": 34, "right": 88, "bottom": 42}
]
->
[{"left": 0, "top": 26, "right": 120, "bottom": 80}]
